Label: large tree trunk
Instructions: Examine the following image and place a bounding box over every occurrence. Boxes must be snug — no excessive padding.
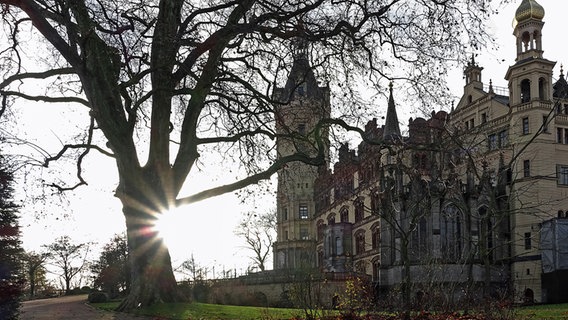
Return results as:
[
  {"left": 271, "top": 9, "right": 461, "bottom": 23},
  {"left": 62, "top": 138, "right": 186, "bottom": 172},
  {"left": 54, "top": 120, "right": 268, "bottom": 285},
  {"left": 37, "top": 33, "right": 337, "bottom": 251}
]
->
[{"left": 116, "top": 200, "right": 186, "bottom": 311}]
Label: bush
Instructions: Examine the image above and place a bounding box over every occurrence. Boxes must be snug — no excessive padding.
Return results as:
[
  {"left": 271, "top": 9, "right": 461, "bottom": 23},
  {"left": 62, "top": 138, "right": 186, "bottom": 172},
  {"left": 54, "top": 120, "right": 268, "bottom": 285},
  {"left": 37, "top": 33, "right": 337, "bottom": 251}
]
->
[{"left": 88, "top": 291, "right": 109, "bottom": 303}]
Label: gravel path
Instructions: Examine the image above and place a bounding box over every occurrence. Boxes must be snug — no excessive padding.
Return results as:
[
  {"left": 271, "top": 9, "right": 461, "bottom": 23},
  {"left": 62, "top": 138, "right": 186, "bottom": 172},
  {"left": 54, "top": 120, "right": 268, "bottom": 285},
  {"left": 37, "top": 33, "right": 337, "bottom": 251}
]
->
[{"left": 21, "top": 294, "right": 156, "bottom": 320}]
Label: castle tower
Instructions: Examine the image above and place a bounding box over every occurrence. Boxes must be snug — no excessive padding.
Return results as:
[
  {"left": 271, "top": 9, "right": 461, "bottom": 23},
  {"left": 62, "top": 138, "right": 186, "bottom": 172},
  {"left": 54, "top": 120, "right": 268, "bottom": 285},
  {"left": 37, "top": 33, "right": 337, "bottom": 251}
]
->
[
  {"left": 272, "top": 44, "right": 330, "bottom": 270},
  {"left": 505, "top": 0, "right": 560, "bottom": 302}
]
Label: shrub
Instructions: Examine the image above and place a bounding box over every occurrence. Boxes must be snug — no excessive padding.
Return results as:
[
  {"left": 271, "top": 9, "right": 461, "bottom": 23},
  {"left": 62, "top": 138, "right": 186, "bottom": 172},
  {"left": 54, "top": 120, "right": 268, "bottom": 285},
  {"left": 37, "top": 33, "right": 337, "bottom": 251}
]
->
[{"left": 88, "top": 291, "right": 109, "bottom": 303}]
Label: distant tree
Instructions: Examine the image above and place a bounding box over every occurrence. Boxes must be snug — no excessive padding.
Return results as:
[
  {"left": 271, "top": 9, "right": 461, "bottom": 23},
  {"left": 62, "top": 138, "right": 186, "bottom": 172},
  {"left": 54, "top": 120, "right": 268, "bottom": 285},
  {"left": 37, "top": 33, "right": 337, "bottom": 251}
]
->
[
  {"left": 176, "top": 255, "right": 209, "bottom": 302},
  {"left": 0, "top": 155, "right": 24, "bottom": 320},
  {"left": 90, "top": 233, "right": 129, "bottom": 298},
  {"left": 44, "top": 236, "right": 89, "bottom": 294},
  {"left": 235, "top": 210, "right": 276, "bottom": 272},
  {"left": 0, "top": 0, "right": 498, "bottom": 310},
  {"left": 21, "top": 251, "right": 49, "bottom": 298},
  {"left": 177, "top": 254, "right": 208, "bottom": 283}
]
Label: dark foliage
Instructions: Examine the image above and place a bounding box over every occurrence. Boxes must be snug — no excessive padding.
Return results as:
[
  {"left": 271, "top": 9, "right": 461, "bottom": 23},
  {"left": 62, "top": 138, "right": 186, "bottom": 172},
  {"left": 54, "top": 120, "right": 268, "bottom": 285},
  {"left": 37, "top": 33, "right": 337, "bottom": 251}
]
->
[
  {"left": 90, "top": 234, "right": 129, "bottom": 298},
  {"left": 0, "top": 156, "right": 24, "bottom": 320}
]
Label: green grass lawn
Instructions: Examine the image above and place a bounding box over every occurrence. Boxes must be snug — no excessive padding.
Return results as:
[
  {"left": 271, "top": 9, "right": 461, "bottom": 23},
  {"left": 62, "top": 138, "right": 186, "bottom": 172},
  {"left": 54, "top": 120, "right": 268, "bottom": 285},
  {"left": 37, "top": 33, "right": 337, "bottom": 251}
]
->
[
  {"left": 93, "top": 301, "right": 304, "bottom": 320},
  {"left": 517, "top": 303, "right": 568, "bottom": 319},
  {"left": 92, "top": 301, "right": 568, "bottom": 320}
]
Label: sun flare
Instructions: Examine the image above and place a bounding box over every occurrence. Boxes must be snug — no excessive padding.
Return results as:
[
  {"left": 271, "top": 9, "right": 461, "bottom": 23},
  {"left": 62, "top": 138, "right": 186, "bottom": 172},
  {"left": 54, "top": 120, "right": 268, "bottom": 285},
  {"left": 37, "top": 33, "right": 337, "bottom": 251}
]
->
[{"left": 152, "top": 209, "right": 181, "bottom": 246}]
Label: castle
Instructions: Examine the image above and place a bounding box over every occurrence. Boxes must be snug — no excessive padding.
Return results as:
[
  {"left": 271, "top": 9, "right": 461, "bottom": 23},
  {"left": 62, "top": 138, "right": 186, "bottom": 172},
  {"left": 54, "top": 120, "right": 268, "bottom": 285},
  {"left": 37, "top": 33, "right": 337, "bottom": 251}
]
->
[{"left": 272, "top": 0, "right": 568, "bottom": 304}]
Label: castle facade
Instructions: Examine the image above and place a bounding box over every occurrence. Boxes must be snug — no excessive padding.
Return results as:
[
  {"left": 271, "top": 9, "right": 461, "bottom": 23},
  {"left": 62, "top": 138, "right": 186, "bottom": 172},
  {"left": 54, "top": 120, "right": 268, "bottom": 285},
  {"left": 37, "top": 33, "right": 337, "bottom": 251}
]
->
[{"left": 272, "top": 0, "right": 568, "bottom": 304}]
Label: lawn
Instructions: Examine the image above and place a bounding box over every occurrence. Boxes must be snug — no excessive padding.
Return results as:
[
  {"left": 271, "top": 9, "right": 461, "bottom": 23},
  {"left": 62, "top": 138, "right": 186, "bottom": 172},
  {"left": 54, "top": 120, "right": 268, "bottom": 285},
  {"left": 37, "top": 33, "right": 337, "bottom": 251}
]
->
[
  {"left": 517, "top": 303, "right": 568, "bottom": 319},
  {"left": 93, "top": 301, "right": 304, "bottom": 320},
  {"left": 92, "top": 301, "right": 568, "bottom": 319}
]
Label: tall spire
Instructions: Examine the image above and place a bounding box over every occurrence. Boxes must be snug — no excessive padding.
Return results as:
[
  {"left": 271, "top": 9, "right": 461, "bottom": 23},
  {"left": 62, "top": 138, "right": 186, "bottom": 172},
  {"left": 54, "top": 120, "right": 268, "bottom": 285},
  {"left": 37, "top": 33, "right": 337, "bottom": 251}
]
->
[{"left": 383, "top": 82, "right": 401, "bottom": 142}]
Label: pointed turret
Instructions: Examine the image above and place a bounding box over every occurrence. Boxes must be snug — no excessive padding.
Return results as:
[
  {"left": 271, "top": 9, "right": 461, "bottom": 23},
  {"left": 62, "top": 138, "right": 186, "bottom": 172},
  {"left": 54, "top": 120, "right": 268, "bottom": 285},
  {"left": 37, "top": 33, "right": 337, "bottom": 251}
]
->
[
  {"left": 274, "top": 38, "right": 324, "bottom": 102},
  {"left": 383, "top": 82, "right": 401, "bottom": 142},
  {"left": 553, "top": 65, "right": 568, "bottom": 99}
]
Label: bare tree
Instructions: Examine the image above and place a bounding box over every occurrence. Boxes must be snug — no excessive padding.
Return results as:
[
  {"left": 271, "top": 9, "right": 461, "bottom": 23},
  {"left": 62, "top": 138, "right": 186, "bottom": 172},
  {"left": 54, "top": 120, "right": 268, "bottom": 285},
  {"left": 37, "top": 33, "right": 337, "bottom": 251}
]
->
[
  {"left": 235, "top": 210, "right": 276, "bottom": 272},
  {"left": 0, "top": 0, "right": 498, "bottom": 310},
  {"left": 43, "top": 236, "right": 89, "bottom": 294}
]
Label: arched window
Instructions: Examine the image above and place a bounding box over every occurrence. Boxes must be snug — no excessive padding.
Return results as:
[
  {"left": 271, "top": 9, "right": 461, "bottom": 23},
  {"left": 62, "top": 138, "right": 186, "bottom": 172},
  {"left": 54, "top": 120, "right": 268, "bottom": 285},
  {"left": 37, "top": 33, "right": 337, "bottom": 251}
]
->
[
  {"left": 371, "top": 224, "right": 381, "bottom": 249},
  {"left": 317, "top": 220, "right": 325, "bottom": 241},
  {"left": 558, "top": 210, "right": 565, "bottom": 218},
  {"left": 327, "top": 213, "right": 336, "bottom": 225},
  {"left": 539, "top": 77, "right": 546, "bottom": 100},
  {"left": 372, "top": 259, "right": 381, "bottom": 281},
  {"left": 441, "top": 204, "right": 462, "bottom": 261},
  {"left": 411, "top": 216, "right": 428, "bottom": 260},
  {"left": 521, "top": 79, "right": 531, "bottom": 103},
  {"left": 340, "top": 207, "right": 349, "bottom": 223},
  {"left": 355, "top": 230, "right": 366, "bottom": 255},
  {"left": 524, "top": 288, "right": 535, "bottom": 304},
  {"left": 478, "top": 206, "right": 494, "bottom": 262},
  {"left": 354, "top": 199, "right": 364, "bottom": 223}
]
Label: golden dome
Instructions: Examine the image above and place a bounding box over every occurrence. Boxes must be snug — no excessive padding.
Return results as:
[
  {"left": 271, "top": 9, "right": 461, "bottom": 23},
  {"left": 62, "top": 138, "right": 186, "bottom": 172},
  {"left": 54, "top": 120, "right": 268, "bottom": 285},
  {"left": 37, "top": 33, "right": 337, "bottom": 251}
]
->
[{"left": 515, "top": 0, "right": 545, "bottom": 22}]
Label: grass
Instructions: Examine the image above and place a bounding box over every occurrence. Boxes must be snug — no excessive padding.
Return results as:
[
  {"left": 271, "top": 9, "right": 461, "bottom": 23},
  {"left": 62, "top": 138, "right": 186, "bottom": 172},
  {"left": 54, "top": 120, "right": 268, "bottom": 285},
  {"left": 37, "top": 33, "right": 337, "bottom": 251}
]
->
[
  {"left": 517, "top": 303, "right": 568, "bottom": 319},
  {"left": 92, "top": 301, "right": 303, "bottom": 320},
  {"left": 92, "top": 301, "right": 568, "bottom": 320}
]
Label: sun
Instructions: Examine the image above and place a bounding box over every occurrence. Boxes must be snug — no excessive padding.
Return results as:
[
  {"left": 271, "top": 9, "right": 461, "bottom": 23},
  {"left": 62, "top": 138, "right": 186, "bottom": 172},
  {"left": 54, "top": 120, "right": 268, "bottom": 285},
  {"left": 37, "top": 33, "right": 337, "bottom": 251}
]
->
[{"left": 152, "top": 209, "right": 181, "bottom": 245}]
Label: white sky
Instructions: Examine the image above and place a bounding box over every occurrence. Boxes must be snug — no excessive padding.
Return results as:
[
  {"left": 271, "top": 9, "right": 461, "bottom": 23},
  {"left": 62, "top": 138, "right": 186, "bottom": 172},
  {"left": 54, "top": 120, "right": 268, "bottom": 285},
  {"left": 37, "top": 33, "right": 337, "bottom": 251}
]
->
[{"left": 14, "top": 0, "right": 566, "bottom": 281}]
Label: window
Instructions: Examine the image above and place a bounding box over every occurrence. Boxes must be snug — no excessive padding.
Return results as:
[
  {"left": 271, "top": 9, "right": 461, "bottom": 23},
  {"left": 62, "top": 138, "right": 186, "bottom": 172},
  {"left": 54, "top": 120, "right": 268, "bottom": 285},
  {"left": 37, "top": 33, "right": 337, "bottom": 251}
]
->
[
  {"left": 524, "top": 232, "right": 532, "bottom": 250},
  {"left": 558, "top": 165, "right": 568, "bottom": 185},
  {"left": 335, "top": 237, "right": 343, "bottom": 255},
  {"left": 317, "top": 220, "right": 325, "bottom": 241},
  {"left": 521, "top": 79, "right": 531, "bottom": 103},
  {"left": 283, "top": 207, "right": 288, "bottom": 221},
  {"left": 565, "top": 129, "right": 568, "bottom": 145},
  {"left": 298, "top": 123, "right": 306, "bottom": 134},
  {"left": 300, "top": 226, "right": 309, "bottom": 240},
  {"left": 522, "top": 117, "right": 529, "bottom": 135},
  {"left": 372, "top": 227, "right": 380, "bottom": 249},
  {"left": 355, "top": 231, "right": 366, "bottom": 255},
  {"left": 523, "top": 160, "right": 531, "bottom": 177},
  {"left": 340, "top": 208, "right": 349, "bottom": 223},
  {"left": 299, "top": 205, "right": 308, "bottom": 219},
  {"left": 543, "top": 115, "right": 549, "bottom": 133},
  {"left": 558, "top": 128, "right": 564, "bottom": 144},
  {"left": 481, "top": 113, "right": 487, "bottom": 124},
  {"left": 499, "top": 130, "right": 508, "bottom": 147},
  {"left": 354, "top": 200, "right": 364, "bottom": 223},
  {"left": 441, "top": 205, "right": 461, "bottom": 261},
  {"left": 488, "top": 134, "right": 497, "bottom": 150},
  {"left": 328, "top": 214, "right": 336, "bottom": 225}
]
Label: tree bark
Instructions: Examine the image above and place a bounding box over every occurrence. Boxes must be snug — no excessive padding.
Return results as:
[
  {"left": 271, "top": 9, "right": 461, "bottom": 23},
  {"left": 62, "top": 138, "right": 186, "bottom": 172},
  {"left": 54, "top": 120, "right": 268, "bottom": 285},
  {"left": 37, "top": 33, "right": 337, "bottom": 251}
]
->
[{"left": 116, "top": 204, "right": 185, "bottom": 311}]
